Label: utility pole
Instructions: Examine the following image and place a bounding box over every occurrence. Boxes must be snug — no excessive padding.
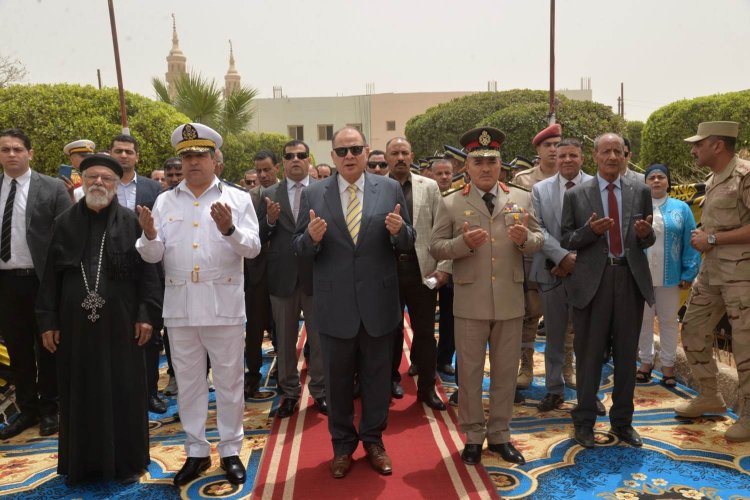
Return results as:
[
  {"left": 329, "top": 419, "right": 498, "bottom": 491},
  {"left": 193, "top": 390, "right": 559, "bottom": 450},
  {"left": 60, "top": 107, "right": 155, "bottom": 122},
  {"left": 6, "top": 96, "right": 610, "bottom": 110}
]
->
[
  {"left": 619, "top": 82, "right": 625, "bottom": 118},
  {"left": 107, "top": 0, "right": 129, "bottom": 134}
]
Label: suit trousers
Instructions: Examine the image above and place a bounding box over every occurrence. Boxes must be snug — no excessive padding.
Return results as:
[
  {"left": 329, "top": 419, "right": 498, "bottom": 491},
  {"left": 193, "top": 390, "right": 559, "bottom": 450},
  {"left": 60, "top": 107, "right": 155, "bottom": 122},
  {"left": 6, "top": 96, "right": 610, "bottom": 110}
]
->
[
  {"left": 638, "top": 285, "right": 681, "bottom": 367},
  {"left": 571, "top": 264, "right": 644, "bottom": 428},
  {"left": 244, "top": 279, "right": 272, "bottom": 390},
  {"left": 169, "top": 325, "right": 245, "bottom": 458},
  {"left": 0, "top": 273, "right": 57, "bottom": 417},
  {"left": 455, "top": 316, "right": 522, "bottom": 445},
  {"left": 391, "top": 259, "right": 438, "bottom": 393},
  {"left": 540, "top": 281, "right": 573, "bottom": 395},
  {"left": 270, "top": 287, "right": 325, "bottom": 400},
  {"left": 436, "top": 283, "right": 456, "bottom": 367},
  {"left": 320, "top": 327, "right": 393, "bottom": 456}
]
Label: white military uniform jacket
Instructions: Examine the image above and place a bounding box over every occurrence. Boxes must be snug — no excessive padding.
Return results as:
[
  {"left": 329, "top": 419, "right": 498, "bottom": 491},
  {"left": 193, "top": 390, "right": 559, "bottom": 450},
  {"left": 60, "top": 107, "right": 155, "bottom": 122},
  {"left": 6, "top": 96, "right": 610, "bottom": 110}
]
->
[{"left": 136, "top": 177, "right": 261, "bottom": 327}]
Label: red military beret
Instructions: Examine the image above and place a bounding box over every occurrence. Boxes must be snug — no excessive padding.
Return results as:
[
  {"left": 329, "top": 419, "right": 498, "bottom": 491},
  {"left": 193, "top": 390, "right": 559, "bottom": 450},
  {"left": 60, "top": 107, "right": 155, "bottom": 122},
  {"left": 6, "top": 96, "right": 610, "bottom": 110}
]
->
[{"left": 532, "top": 123, "right": 562, "bottom": 147}]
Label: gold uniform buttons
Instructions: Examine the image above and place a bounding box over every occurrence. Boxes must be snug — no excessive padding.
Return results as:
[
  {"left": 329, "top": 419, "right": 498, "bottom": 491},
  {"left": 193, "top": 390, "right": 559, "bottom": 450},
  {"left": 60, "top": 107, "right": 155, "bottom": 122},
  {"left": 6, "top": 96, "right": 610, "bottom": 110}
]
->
[
  {"left": 194, "top": 201, "right": 200, "bottom": 207},
  {"left": 192, "top": 243, "right": 198, "bottom": 249},
  {"left": 193, "top": 222, "right": 199, "bottom": 227},
  {"left": 492, "top": 276, "right": 496, "bottom": 281},
  {"left": 194, "top": 265, "right": 200, "bottom": 271}
]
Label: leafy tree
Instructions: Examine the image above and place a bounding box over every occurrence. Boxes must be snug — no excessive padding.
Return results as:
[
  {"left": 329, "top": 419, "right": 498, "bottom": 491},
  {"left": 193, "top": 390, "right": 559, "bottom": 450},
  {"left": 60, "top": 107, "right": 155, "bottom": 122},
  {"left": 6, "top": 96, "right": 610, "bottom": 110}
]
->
[
  {"left": 221, "top": 131, "right": 290, "bottom": 182},
  {"left": 640, "top": 90, "right": 750, "bottom": 182},
  {"left": 625, "top": 120, "right": 644, "bottom": 166},
  {"left": 0, "top": 83, "right": 189, "bottom": 176},
  {"left": 152, "top": 72, "right": 258, "bottom": 136}
]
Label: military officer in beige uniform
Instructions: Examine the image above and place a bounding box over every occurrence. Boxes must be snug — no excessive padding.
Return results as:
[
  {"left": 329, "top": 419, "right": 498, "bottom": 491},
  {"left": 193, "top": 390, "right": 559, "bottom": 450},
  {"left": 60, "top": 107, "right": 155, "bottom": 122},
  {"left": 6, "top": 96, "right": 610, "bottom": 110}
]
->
[
  {"left": 676, "top": 121, "right": 750, "bottom": 443},
  {"left": 511, "top": 124, "right": 576, "bottom": 389},
  {"left": 430, "top": 127, "right": 544, "bottom": 466}
]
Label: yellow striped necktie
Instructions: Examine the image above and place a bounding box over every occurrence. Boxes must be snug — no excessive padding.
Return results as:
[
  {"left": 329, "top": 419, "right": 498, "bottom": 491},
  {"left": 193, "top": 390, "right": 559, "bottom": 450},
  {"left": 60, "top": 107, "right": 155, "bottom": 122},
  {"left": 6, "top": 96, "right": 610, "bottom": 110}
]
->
[{"left": 346, "top": 184, "right": 361, "bottom": 244}]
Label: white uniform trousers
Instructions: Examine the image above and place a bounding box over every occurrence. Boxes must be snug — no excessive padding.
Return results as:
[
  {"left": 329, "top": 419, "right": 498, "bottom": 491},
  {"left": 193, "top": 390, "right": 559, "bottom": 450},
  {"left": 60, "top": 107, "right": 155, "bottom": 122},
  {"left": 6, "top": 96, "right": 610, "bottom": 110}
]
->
[
  {"left": 638, "top": 286, "right": 681, "bottom": 367},
  {"left": 169, "top": 324, "right": 245, "bottom": 458}
]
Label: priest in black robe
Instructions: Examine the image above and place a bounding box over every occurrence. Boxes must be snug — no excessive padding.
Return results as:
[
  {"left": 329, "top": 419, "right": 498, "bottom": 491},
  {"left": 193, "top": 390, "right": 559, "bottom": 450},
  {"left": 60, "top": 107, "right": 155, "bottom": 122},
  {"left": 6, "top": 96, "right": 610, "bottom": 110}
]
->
[{"left": 36, "top": 154, "right": 162, "bottom": 485}]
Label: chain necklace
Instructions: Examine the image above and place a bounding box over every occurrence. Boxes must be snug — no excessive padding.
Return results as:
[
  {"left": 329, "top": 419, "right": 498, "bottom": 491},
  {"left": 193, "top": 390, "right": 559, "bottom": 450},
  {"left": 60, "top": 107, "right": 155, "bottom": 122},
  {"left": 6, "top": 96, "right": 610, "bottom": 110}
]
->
[{"left": 81, "top": 230, "right": 106, "bottom": 323}]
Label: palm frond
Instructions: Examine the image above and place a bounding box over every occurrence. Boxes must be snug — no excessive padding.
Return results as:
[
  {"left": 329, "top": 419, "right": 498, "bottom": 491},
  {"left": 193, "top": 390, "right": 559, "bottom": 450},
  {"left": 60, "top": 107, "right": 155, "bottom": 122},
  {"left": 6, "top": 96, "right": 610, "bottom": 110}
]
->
[
  {"left": 151, "top": 77, "right": 172, "bottom": 104},
  {"left": 221, "top": 85, "right": 259, "bottom": 135},
  {"left": 172, "top": 72, "right": 223, "bottom": 129}
]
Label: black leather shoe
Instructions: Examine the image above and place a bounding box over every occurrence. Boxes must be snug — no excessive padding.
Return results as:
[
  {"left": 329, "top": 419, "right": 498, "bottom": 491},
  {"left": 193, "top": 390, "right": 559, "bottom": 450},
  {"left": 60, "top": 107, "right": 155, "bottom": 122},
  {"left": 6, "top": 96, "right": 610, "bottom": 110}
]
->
[
  {"left": 391, "top": 381, "right": 404, "bottom": 399},
  {"left": 574, "top": 425, "right": 596, "bottom": 448},
  {"left": 488, "top": 442, "right": 526, "bottom": 465},
  {"left": 0, "top": 413, "right": 38, "bottom": 440},
  {"left": 173, "top": 456, "right": 211, "bottom": 486},
  {"left": 314, "top": 397, "right": 328, "bottom": 416},
  {"left": 611, "top": 425, "right": 643, "bottom": 447},
  {"left": 417, "top": 391, "right": 446, "bottom": 411},
  {"left": 407, "top": 364, "right": 419, "bottom": 377},
  {"left": 149, "top": 395, "right": 168, "bottom": 414},
  {"left": 244, "top": 381, "right": 258, "bottom": 401},
  {"left": 461, "top": 443, "right": 482, "bottom": 465},
  {"left": 437, "top": 363, "right": 455, "bottom": 376},
  {"left": 537, "top": 393, "right": 564, "bottom": 412},
  {"left": 39, "top": 414, "right": 59, "bottom": 436},
  {"left": 514, "top": 389, "right": 525, "bottom": 404},
  {"left": 449, "top": 391, "right": 458, "bottom": 406},
  {"left": 118, "top": 470, "right": 144, "bottom": 484},
  {"left": 276, "top": 398, "right": 298, "bottom": 418},
  {"left": 596, "top": 398, "right": 607, "bottom": 416},
  {"left": 220, "top": 455, "right": 246, "bottom": 484}
]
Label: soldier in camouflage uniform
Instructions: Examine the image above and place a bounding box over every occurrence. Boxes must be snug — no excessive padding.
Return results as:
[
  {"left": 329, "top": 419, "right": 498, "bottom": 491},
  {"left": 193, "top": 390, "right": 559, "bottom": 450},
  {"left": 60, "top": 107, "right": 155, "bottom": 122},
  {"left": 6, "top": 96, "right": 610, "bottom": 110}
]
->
[{"left": 676, "top": 121, "right": 750, "bottom": 443}]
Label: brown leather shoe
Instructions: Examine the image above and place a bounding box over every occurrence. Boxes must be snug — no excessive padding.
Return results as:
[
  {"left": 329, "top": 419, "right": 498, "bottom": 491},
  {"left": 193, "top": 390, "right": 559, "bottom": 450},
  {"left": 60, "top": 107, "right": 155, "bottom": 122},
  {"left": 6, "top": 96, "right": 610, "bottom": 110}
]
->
[
  {"left": 363, "top": 442, "right": 392, "bottom": 475},
  {"left": 330, "top": 454, "right": 352, "bottom": 479}
]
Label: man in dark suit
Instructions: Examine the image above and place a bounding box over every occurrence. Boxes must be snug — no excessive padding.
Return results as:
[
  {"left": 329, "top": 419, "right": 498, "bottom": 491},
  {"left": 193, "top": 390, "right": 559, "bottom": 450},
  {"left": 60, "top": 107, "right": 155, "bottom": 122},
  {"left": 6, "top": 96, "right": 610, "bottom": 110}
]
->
[
  {"left": 293, "top": 126, "right": 415, "bottom": 479},
  {"left": 244, "top": 150, "right": 279, "bottom": 398},
  {"left": 258, "top": 139, "right": 325, "bottom": 417},
  {"left": 560, "top": 133, "right": 655, "bottom": 449},
  {"left": 108, "top": 134, "right": 165, "bottom": 413},
  {"left": 0, "top": 128, "right": 72, "bottom": 439}
]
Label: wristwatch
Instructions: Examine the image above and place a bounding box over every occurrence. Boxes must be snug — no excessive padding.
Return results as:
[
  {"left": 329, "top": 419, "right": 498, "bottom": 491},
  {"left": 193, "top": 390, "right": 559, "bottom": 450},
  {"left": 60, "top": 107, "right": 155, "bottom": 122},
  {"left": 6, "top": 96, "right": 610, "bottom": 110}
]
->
[
  {"left": 223, "top": 225, "right": 236, "bottom": 237},
  {"left": 707, "top": 233, "right": 717, "bottom": 246}
]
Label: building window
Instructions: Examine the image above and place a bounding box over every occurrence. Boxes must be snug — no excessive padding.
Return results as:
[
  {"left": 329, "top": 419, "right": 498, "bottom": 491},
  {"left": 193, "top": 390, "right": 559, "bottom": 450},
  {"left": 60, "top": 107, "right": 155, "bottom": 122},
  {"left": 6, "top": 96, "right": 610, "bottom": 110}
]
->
[
  {"left": 346, "top": 123, "right": 362, "bottom": 131},
  {"left": 287, "top": 125, "right": 304, "bottom": 141},
  {"left": 386, "top": 120, "right": 396, "bottom": 131},
  {"left": 318, "top": 124, "right": 334, "bottom": 141}
]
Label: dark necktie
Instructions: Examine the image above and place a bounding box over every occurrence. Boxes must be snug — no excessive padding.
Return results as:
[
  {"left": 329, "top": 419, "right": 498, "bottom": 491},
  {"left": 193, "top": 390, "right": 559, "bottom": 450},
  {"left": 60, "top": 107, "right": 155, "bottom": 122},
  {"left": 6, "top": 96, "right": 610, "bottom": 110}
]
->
[
  {"left": 606, "top": 183, "right": 622, "bottom": 256},
  {"left": 565, "top": 181, "right": 575, "bottom": 190},
  {"left": 1, "top": 179, "right": 17, "bottom": 262},
  {"left": 482, "top": 192, "right": 495, "bottom": 215}
]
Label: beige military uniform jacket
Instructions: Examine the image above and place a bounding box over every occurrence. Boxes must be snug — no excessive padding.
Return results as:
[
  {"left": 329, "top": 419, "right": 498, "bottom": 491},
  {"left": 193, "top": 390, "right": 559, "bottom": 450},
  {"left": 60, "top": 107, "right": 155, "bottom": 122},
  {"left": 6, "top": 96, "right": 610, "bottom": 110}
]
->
[
  {"left": 429, "top": 182, "right": 544, "bottom": 321},
  {"left": 699, "top": 156, "right": 750, "bottom": 285},
  {"left": 512, "top": 165, "right": 553, "bottom": 190}
]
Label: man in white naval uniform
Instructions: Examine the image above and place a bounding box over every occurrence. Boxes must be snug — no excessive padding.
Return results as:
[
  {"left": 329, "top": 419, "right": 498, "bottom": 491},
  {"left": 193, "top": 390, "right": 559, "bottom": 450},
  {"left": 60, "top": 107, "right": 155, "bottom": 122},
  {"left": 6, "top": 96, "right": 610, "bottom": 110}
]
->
[{"left": 136, "top": 123, "right": 261, "bottom": 487}]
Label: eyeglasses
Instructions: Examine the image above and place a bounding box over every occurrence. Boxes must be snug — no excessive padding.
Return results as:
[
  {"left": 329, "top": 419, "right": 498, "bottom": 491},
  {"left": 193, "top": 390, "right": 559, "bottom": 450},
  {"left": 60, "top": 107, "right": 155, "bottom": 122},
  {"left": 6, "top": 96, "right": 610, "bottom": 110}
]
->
[
  {"left": 333, "top": 145, "right": 365, "bottom": 157},
  {"left": 84, "top": 174, "right": 118, "bottom": 183},
  {"left": 283, "top": 152, "right": 309, "bottom": 160},
  {"left": 367, "top": 162, "right": 388, "bottom": 169}
]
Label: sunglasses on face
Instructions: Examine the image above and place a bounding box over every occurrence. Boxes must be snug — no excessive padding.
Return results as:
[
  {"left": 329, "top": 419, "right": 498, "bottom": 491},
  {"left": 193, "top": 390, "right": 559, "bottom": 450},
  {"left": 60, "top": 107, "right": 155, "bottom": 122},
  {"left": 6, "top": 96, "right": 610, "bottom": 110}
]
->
[
  {"left": 283, "top": 152, "right": 309, "bottom": 160},
  {"left": 368, "top": 162, "right": 387, "bottom": 169},
  {"left": 333, "top": 145, "right": 365, "bottom": 157}
]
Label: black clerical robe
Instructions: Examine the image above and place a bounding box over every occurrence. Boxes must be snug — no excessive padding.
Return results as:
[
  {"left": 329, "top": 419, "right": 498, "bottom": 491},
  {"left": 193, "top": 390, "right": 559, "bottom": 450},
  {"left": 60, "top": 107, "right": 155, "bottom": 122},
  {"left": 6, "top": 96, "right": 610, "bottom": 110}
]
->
[{"left": 36, "top": 200, "right": 161, "bottom": 484}]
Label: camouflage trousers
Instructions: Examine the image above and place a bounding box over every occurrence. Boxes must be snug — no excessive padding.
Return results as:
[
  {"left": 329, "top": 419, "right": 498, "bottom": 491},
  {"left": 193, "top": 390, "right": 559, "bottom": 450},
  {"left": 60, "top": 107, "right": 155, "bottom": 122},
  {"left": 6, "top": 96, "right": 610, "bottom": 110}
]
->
[{"left": 682, "top": 269, "right": 750, "bottom": 399}]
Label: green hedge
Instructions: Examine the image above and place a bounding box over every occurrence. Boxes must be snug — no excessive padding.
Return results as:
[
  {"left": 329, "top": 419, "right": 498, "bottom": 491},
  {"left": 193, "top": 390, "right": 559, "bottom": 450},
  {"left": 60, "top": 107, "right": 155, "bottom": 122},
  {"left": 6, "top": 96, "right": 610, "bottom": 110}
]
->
[{"left": 221, "top": 131, "right": 290, "bottom": 182}]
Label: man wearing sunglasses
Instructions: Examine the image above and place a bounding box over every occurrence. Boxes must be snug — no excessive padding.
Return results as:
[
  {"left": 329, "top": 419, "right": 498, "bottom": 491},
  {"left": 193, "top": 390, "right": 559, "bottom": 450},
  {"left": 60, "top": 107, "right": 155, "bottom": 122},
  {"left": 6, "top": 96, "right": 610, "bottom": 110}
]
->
[
  {"left": 385, "top": 137, "right": 450, "bottom": 409},
  {"left": 258, "top": 140, "right": 326, "bottom": 419},
  {"left": 293, "top": 126, "right": 415, "bottom": 479},
  {"left": 366, "top": 150, "right": 389, "bottom": 176}
]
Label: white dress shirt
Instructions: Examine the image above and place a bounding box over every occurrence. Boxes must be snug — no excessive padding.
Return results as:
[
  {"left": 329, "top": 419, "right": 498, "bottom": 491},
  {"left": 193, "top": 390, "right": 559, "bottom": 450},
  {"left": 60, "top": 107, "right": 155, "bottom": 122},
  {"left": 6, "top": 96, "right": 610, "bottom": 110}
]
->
[
  {"left": 0, "top": 169, "right": 34, "bottom": 269},
  {"left": 338, "top": 172, "right": 365, "bottom": 218},
  {"left": 117, "top": 173, "right": 137, "bottom": 210},
  {"left": 136, "top": 177, "right": 261, "bottom": 327}
]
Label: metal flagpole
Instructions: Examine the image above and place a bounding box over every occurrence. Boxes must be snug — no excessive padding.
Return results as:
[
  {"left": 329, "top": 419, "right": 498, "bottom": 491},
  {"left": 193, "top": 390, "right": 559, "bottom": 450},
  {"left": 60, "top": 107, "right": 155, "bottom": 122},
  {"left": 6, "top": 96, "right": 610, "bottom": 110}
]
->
[
  {"left": 107, "top": 0, "right": 129, "bottom": 134},
  {"left": 548, "top": 0, "right": 556, "bottom": 125}
]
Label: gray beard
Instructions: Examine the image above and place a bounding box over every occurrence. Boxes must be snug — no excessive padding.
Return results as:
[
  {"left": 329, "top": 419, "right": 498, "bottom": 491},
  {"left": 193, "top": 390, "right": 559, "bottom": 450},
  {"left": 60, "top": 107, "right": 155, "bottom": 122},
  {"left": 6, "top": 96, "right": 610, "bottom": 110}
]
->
[{"left": 85, "top": 187, "right": 115, "bottom": 210}]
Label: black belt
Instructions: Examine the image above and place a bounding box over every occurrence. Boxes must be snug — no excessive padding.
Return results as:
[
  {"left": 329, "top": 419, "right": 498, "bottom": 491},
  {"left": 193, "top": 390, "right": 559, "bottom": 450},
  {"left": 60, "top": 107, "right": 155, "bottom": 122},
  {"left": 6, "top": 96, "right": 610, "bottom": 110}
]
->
[
  {"left": 0, "top": 268, "right": 35, "bottom": 277},
  {"left": 397, "top": 254, "right": 417, "bottom": 262},
  {"left": 606, "top": 257, "right": 627, "bottom": 266}
]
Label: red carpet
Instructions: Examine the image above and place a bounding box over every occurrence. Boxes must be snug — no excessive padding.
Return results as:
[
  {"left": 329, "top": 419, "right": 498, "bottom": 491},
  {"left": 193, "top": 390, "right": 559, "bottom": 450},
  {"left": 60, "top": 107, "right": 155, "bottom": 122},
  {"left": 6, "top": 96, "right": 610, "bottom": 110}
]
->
[{"left": 254, "top": 320, "right": 498, "bottom": 499}]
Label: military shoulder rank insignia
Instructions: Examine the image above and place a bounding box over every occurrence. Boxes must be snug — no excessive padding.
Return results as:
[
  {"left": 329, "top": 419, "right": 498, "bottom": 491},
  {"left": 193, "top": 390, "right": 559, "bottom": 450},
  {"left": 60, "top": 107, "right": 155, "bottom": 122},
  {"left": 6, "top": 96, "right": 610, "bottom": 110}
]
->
[
  {"left": 498, "top": 181, "right": 510, "bottom": 193},
  {"left": 462, "top": 183, "right": 472, "bottom": 196}
]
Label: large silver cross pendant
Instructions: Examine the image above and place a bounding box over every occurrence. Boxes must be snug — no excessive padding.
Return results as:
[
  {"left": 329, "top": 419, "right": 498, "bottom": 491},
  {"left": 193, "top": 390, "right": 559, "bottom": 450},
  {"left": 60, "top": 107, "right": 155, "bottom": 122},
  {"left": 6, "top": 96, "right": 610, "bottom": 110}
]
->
[{"left": 81, "top": 292, "right": 105, "bottom": 323}]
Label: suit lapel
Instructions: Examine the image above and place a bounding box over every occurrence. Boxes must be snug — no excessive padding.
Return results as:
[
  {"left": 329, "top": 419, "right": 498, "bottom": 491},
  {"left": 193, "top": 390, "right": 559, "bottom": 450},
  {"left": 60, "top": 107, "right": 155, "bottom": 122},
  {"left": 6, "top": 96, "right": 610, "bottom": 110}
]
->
[
  {"left": 25, "top": 171, "right": 39, "bottom": 231},
  {"left": 410, "top": 176, "right": 423, "bottom": 224},
  {"left": 358, "top": 173, "right": 381, "bottom": 247},
  {"left": 548, "top": 173, "right": 562, "bottom": 227},
  {"left": 620, "top": 177, "right": 634, "bottom": 242},
  {"left": 277, "top": 179, "right": 295, "bottom": 226},
  {"left": 584, "top": 178, "right": 605, "bottom": 217},
  {"left": 324, "top": 174, "right": 351, "bottom": 245}
]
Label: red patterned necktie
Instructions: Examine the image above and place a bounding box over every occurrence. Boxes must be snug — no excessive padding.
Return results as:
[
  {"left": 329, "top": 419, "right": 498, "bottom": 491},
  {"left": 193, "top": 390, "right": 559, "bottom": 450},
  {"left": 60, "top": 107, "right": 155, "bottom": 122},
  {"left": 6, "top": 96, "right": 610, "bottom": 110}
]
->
[{"left": 606, "top": 183, "right": 622, "bottom": 256}]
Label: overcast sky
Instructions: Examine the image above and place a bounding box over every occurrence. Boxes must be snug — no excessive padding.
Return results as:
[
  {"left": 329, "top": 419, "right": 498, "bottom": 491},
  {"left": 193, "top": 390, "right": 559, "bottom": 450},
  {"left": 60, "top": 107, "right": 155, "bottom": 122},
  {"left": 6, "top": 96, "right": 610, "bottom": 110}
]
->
[{"left": 2, "top": 0, "right": 748, "bottom": 122}]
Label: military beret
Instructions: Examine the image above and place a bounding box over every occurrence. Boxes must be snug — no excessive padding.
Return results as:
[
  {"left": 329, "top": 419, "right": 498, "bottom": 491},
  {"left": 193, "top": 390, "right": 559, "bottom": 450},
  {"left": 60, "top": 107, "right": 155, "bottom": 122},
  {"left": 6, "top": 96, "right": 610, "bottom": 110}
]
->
[
  {"left": 459, "top": 127, "right": 505, "bottom": 157},
  {"left": 171, "top": 123, "right": 223, "bottom": 155},
  {"left": 63, "top": 139, "right": 96, "bottom": 156},
  {"left": 532, "top": 123, "right": 562, "bottom": 146},
  {"left": 79, "top": 153, "right": 123, "bottom": 177}
]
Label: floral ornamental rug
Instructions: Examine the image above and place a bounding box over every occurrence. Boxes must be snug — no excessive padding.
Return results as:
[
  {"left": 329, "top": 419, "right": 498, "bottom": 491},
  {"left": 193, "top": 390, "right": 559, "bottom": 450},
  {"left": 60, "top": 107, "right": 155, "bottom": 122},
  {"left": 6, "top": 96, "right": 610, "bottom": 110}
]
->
[{"left": 458, "top": 338, "right": 750, "bottom": 499}]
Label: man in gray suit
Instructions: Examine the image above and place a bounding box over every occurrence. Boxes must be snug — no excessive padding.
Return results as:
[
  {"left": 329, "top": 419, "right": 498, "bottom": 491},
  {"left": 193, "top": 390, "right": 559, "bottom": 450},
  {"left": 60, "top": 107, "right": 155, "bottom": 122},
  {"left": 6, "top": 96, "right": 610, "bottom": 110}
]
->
[
  {"left": 293, "top": 126, "right": 415, "bottom": 479},
  {"left": 0, "top": 128, "right": 71, "bottom": 439},
  {"left": 620, "top": 138, "right": 645, "bottom": 184},
  {"left": 258, "top": 139, "right": 326, "bottom": 418},
  {"left": 561, "top": 133, "right": 655, "bottom": 449},
  {"left": 530, "top": 139, "right": 592, "bottom": 412}
]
